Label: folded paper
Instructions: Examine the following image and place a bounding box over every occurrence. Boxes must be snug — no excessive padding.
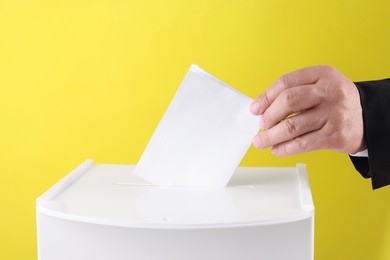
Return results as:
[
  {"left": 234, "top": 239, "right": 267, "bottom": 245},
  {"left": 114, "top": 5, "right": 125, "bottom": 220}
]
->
[{"left": 133, "top": 65, "right": 260, "bottom": 186}]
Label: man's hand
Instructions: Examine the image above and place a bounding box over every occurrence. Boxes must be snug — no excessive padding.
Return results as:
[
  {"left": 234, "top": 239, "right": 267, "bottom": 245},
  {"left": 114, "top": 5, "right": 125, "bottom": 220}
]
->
[{"left": 250, "top": 65, "right": 366, "bottom": 156}]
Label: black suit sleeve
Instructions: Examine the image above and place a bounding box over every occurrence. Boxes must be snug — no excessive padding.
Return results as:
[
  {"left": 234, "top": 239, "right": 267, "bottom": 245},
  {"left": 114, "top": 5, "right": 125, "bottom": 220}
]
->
[{"left": 350, "top": 79, "right": 390, "bottom": 189}]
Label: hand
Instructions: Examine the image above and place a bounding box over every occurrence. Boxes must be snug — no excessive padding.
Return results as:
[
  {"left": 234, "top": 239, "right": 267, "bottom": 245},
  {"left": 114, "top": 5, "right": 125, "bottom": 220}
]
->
[{"left": 250, "top": 65, "right": 366, "bottom": 156}]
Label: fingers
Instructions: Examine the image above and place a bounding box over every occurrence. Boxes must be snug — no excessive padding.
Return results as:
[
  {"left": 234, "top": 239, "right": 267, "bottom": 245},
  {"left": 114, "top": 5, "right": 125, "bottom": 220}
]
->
[
  {"left": 271, "top": 129, "right": 326, "bottom": 156},
  {"left": 253, "top": 107, "right": 326, "bottom": 150},
  {"left": 250, "top": 81, "right": 285, "bottom": 115},
  {"left": 250, "top": 66, "right": 324, "bottom": 115},
  {"left": 261, "top": 84, "right": 323, "bottom": 129}
]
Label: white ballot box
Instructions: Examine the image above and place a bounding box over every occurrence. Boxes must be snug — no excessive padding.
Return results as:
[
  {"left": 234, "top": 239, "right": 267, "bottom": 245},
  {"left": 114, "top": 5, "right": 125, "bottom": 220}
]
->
[{"left": 36, "top": 160, "right": 314, "bottom": 260}]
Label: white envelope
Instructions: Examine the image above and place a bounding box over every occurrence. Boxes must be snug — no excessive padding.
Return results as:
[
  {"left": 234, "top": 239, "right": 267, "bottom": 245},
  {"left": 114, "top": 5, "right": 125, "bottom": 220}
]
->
[{"left": 133, "top": 65, "right": 260, "bottom": 187}]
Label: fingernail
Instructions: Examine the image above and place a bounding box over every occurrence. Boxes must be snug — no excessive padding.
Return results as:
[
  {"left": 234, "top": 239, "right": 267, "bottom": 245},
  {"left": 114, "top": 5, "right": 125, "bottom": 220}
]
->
[
  {"left": 272, "top": 146, "right": 278, "bottom": 155},
  {"left": 253, "top": 135, "right": 261, "bottom": 149},
  {"left": 250, "top": 102, "right": 261, "bottom": 114},
  {"left": 259, "top": 116, "right": 265, "bottom": 129}
]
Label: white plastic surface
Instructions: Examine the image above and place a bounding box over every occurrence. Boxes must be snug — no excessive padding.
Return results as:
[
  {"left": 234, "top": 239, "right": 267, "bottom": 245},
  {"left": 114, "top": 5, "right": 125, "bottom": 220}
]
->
[
  {"left": 36, "top": 161, "right": 314, "bottom": 260},
  {"left": 133, "top": 65, "right": 260, "bottom": 187},
  {"left": 37, "top": 161, "right": 313, "bottom": 228}
]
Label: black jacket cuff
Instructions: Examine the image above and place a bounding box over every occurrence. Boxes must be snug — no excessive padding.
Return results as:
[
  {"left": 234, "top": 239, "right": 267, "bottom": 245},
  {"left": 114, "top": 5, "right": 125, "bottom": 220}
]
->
[{"left": 352, "top": 79, "right": 390, "bottom": 189}]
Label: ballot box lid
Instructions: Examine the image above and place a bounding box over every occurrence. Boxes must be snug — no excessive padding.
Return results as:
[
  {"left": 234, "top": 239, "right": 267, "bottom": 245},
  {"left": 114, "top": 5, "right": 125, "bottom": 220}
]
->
[{"left": 36, "top": 160, "right": 314, "bottom": 229}]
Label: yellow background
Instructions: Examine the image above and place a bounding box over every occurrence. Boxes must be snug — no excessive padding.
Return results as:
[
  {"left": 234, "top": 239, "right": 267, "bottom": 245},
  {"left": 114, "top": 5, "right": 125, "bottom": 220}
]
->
[{"left": 1, "top": 0, "right": 389, "bottom": 259}]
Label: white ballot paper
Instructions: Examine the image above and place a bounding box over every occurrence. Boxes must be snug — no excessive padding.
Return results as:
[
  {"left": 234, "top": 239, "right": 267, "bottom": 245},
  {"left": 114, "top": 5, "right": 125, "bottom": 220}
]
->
[{"left": 133, "top": 64, "right": 260, "bottom": 187}]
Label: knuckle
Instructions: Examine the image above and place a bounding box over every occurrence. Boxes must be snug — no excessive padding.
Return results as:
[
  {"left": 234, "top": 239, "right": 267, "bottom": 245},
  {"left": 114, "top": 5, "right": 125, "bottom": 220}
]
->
[
  {"left": 283, "top": 89, "right": 296, "bottom": 106},
  {"left": 278, "top": 74, "right": 290, "bottom": 89},
  {"left": 262, "top": 91, "right": 272, "bottom": 107},
  {"left": 321, "top": 65, "right": 337, "bottom": 75},
  {"left": 328, "top": 66, "right": 339, "bottom": 75},
  {"left": 335, "top": 84, "right": 349, "bottom": 100},
  {"left": 284, "top": 119, "right": 298, "bottom": 136},
  {"left": 295, "top": 136, "right": 307, "bottom": 151},
  {"left": 258, "top": 131, "right": 269, "bottom": 149},
  {"left": 315, "top": 82, "right": 328, "bottom": 100},
  {"left": 278, "top": 145, "right": 288, "bottom": 156},
  {"left": 259, "top": 131, "right": 271, "bottom": 148}
]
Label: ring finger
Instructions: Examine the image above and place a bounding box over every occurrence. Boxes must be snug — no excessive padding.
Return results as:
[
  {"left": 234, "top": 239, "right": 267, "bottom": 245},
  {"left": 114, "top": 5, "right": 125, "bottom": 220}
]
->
[{"left": 253, "top": 107, "right": 326, "bottom": 149}]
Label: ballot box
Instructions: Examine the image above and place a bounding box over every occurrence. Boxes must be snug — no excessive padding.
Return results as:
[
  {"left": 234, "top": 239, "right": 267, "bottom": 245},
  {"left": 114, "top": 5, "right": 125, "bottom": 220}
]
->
[{"left": 36, "top": 160, "right": 314, "bottom": 260}]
